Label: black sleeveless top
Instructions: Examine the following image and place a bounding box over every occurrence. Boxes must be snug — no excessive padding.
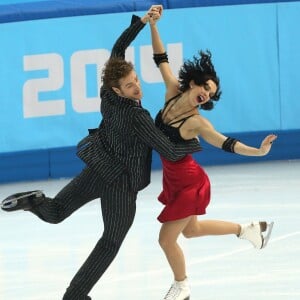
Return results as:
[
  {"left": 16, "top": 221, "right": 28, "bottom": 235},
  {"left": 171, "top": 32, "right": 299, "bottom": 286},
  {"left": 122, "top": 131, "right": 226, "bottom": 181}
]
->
[{"left": 155, "top": 94, "right": 196, "bottom": 144}]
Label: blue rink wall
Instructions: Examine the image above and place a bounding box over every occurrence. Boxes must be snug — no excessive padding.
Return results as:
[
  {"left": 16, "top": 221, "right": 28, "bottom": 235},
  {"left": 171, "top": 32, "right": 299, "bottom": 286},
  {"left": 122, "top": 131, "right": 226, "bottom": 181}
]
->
[{"left": 0, "top": 0, "right": 300, "bottom": 183}]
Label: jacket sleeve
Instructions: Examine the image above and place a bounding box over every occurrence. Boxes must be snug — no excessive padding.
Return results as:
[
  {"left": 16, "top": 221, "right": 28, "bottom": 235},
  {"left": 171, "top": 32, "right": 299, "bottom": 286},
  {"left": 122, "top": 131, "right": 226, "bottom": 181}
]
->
[
  {"left": 110, "top": 15, "right": 146, "bottom": 60},
  {"left": 133, "top": 109, "right": 201, "bottom": 161}
]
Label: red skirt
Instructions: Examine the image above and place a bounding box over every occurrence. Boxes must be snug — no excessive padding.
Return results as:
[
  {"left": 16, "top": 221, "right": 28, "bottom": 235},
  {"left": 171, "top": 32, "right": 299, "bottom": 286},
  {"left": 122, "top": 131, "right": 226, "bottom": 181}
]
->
[{"left": 157, "top": 154, "right": 211, "bottom": 223}]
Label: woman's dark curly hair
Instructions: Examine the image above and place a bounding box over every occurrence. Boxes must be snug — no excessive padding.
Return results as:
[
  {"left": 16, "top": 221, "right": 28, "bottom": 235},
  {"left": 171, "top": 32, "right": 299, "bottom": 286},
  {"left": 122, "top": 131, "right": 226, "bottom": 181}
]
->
[
  {"left": 101, "top": 57, "right": 134, "bottom": 89},
  {"left": 178, "top": 50, "right": 221, "bottom": 110}
]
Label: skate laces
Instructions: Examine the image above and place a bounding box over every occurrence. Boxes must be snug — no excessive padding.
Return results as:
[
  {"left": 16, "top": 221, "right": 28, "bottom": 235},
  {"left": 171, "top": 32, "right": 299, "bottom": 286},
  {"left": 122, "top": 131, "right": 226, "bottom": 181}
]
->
[{"left": 164, "top": 283, "right": 181, "bottom": 299}]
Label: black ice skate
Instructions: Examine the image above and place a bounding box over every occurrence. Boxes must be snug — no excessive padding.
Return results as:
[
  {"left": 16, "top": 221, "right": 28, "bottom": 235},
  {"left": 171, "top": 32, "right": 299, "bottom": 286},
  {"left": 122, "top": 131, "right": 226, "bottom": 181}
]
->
[{"left": 1, "top": 190, "right": 45, "bottom": 212}]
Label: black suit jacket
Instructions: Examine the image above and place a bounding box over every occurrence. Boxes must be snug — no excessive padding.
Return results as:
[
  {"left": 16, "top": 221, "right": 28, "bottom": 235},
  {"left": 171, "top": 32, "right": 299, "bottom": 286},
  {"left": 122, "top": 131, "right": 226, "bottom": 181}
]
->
[{"left": 77, "top": 15, "right": 201, "bottom": 191}]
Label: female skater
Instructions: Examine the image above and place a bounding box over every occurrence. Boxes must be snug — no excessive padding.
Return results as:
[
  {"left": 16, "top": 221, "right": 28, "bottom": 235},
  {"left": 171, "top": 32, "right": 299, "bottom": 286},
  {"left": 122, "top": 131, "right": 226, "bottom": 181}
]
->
[{"left": 149, "top": 7, "right": 276, "bottom": 300}]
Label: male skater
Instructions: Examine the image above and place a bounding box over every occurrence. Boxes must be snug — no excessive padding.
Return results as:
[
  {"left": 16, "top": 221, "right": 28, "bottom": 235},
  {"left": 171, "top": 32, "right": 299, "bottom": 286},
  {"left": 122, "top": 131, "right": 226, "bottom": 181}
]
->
[{"left": 1, "top": 5, "right": 201, "bottom": 300}]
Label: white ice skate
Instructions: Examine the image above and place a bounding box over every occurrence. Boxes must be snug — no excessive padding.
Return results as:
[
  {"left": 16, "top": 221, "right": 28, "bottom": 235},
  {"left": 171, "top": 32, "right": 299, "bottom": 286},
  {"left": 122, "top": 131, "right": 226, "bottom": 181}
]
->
[
  {"left": 163, "top": 278, "right": 190, "bottom": 300},
  {"left": 239, "top": 221, "right": 274, "bottom": 249}
]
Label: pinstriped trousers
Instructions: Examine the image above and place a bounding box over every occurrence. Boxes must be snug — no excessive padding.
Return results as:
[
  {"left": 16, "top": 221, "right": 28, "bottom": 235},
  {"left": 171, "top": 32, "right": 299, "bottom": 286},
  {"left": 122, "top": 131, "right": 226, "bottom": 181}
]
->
[{"left": 30, "top": 167, "right": 138, "bottom": 300}]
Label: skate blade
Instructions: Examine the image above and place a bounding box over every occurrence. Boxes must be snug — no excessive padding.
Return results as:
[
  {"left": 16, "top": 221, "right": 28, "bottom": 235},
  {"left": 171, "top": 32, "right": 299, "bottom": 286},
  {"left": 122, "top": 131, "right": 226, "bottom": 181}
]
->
[
  {"left": 261, "top": 222, "right": 274, "bottom": 249},
  {"left": 1, "top": 199, "right": 18, "bottom": 209}
]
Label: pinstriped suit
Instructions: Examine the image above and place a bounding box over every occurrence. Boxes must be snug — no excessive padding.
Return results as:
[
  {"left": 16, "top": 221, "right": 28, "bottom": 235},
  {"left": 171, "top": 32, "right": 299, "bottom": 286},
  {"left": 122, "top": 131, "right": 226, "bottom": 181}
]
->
[{"left": 30, "top": 15, "right": 201, "bottom": 300}]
